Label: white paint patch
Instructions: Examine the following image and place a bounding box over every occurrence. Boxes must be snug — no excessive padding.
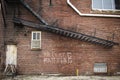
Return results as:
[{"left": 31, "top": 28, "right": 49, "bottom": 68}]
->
[
  {"left": 6, "top": 45, "right": 17, "bottom": 66},
  {"left": 43, "top": 52, "right": 72, "bottom": 64}
]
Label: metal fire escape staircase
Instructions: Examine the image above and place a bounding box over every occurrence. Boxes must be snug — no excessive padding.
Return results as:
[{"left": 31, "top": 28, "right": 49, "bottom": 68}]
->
[{"left": 5, "top": 0, "right": 119, "bottom": 48}]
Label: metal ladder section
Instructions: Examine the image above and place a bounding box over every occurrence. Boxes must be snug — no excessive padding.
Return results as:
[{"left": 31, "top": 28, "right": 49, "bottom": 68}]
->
[
  {"left": 13, "top": 17, "right": 119, "bottom": 48},
  {"left": 5, "top": 0, "right": 48, "bottom": 25},
  {"left": 5, "top": 0, "right": 20, "bottom": 3},
  {"left": 5, "top": 0, "right": 119, "bottom": 48}
]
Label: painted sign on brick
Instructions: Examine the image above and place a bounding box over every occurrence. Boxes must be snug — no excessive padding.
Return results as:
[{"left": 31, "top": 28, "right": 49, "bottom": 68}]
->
[{"left": 43, "top": 52, "right": 72, "bottom": 64}]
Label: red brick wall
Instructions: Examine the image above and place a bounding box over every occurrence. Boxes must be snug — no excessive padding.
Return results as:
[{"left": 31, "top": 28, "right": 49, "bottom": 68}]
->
[{"left": 2, "top": 0, "right": 120, "bottom": 75}]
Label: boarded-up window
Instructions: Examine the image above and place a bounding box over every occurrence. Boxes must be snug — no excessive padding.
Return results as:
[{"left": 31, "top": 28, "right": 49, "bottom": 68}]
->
[
  {"left": 31, "top": 31, "right": 41, "bottom": 49},
  {"left": 6, "top": 45, "right": 17, "bottom": 66},
  {"left": 94, "top": 63, "right": 107, "bottom": 73}
]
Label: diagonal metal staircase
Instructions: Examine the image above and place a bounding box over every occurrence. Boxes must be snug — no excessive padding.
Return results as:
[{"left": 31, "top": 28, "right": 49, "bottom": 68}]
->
[
  {"left": 5, "top": 0, "right": 119, "bottom": 48},
  {"left": 13, "top": 17, "right": 119, "bottom": 48}
]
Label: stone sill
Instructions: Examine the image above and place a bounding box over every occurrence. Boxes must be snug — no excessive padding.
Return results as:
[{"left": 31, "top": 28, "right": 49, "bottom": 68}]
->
[{"left": 91, "top": 10, "right": 120, "bottom": 15}]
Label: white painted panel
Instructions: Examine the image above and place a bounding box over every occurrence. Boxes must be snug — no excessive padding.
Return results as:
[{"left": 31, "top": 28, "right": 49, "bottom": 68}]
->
[
  {"left": 94, "top": 63, "right": 107, "bottom": 73},
  {"left": 6, "top": 45, "right": 17, "bottom": 66}
]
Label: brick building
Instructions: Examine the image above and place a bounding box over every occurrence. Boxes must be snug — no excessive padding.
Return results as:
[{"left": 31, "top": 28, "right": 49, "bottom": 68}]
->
[{"left": 0, "top": 0, "right": 120, "bottom": 75}]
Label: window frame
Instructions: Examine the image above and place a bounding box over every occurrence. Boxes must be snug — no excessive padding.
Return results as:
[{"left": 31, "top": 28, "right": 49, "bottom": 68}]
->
[
  {"left": 92, "top": 0, "right": 120, "bottom": 11},
  {"left": 31, "top": 31, "right": 41, "bottom": 50}
]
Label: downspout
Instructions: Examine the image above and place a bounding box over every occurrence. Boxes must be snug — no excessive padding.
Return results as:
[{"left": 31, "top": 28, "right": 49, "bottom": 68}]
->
[
  {"left": 1, "top": 0, "right": 6, "bottom": 46},
  {"left": 67, "top": 0, "right": 120, "bottom": 18},
  {"left": 0, "top": 0, "right": 6, "bottom": 71},
  {"left": 1, "top": 0, "right": 6, "bottom": 27}
]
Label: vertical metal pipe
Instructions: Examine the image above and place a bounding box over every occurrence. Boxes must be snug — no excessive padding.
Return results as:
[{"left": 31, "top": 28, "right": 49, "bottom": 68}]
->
[
  {"left": 0, "top": 0, "right": 6, "bottom": 48},
  {"left": 94, "top": 28, "right": 96, "bottom": 37},
  {"left": 0, "top": 0, "right": 6, "bottom": 27},
  {"left": 49, "top": 0, "right": 52, "bottom": 6},
  {"left": 0, "top": 1, "right": 6, "bottom": 77},
  {"left": 112, "top": 33, "right": 115, "bottom": 41}
]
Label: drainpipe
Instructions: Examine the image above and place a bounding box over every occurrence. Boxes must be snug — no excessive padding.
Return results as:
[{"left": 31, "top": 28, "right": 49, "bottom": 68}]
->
[
  {"left": 0, "top": 0, "right": 6, "bottom": 27},
  {"left": 0, "top": 0, "right": 6, "bottom": 73},
  {"left": 0, "top": 0, "right": 6, "bottom": 48},
  {"left": 67, "top": 0, "right": 120, "bottom": 18}
]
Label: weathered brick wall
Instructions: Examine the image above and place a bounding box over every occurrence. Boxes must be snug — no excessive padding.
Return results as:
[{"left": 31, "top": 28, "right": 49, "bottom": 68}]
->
[{"left": 2, "top": 0, "right": 120, "bottom": 75}]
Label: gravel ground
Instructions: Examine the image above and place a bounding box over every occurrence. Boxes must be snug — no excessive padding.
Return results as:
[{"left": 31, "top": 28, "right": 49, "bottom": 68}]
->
[{"left": 2, "top": 75, "right": 120, "bottom": 80}]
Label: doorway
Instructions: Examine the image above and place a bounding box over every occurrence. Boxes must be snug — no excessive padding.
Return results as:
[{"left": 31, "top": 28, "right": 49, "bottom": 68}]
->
[{"left": 6, "top": 45, "right": 17, "bottom": 66}]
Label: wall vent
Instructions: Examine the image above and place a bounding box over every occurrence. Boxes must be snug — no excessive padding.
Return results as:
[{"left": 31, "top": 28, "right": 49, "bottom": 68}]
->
[{"left": 94, "top": 63, "right": 107, "bottom": 73}]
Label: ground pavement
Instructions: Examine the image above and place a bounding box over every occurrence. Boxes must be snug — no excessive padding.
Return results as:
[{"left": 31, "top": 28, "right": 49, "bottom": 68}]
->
[{"left": 2, "top": 75, "right": 120, "bottom": 80}]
